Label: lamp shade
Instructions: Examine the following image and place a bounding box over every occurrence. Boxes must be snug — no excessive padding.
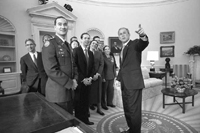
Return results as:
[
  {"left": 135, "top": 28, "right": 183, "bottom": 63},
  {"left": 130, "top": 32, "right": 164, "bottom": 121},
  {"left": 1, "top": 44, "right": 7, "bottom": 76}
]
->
[{"left": 147, "top": 51, "right": 159, "bottom": 61}]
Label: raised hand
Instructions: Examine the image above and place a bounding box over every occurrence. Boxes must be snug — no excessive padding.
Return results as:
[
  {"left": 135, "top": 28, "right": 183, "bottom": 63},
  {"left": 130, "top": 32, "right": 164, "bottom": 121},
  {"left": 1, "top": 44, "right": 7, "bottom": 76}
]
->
[{"left": 135, "top": 24, "right": 146, "bottom": 37}]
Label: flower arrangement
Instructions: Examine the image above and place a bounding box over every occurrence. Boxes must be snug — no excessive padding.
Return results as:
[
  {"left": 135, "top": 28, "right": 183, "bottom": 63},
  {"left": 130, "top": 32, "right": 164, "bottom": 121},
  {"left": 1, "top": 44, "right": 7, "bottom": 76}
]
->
[
  {"left": 184, "top": 45, "right": 200, "bottom": 55},
  {"left": 170, "top": 76, "right": 192, "bottom": 93}
]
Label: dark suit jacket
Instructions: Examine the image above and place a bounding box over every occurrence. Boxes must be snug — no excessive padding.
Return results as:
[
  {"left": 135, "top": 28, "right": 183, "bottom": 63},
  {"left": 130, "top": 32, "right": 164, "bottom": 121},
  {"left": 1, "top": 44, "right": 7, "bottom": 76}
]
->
[
  {"left": 73, "top": 46, "right": 94, "bottom": 99},
  {"left": 117, "top": 38, "right": 149, "bottom": 90},
  {"left": 42, "top": 35, "right": 78, "bottom": 103},
  {"left": 20, "top": 52, "right": 47, "bottom": 94},
  {"left": 73, "top": 46, "right": 94, "bottom": 82}
]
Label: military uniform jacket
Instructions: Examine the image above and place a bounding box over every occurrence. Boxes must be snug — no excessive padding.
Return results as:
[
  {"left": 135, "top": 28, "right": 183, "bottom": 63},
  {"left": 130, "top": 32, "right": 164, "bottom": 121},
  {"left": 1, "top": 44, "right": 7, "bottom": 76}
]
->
[{"left": 42, "top": 35, "right": 78, "bottom": 103}]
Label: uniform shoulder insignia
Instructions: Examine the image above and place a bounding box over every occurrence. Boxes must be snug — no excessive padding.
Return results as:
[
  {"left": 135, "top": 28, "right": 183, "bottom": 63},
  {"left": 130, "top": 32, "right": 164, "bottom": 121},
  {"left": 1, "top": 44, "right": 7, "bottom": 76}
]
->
[{"left": 44, "top": 41, "right": 50, "bottom": 47}]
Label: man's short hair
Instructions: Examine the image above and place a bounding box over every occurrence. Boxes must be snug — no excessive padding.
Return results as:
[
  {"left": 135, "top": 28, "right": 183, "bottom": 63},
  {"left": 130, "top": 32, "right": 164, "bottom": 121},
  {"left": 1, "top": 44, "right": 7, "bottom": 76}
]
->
[
  {"left": 25, "top": 38, "right": 35, "bottom": 45},
  {"left": 93, "top": 36, "right": 100, "bottom": 41},
  {"left": 80, "top": 33, "right": 90, "bottom": 39},
  {"left": 70, "top": 36, "right": 77, "bottom": 42},
  {"left": 118, "top": 27, "right": 130, "bottom": 35},
  {"left": 54, "top": 16, "right": 67, "bottom": 25}
]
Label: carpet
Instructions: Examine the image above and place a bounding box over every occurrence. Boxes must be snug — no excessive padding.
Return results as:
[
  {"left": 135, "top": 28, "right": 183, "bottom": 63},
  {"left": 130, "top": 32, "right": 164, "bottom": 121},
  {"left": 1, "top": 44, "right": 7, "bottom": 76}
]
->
[{"left": 96, "top": 111, "right": 198, "bottom": 133}]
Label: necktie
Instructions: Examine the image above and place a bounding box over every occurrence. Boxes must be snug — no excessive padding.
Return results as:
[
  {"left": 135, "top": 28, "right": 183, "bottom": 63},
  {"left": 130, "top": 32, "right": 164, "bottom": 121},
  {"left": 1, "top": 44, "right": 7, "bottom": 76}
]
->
[
  {"left": 121, "top": 45, "right": 126, "bottom": 62},
  {"left": 84, "top": 48, "right": 89, "bottom": 64},
  {"left": 33, "top": 54, "right": 37, "bottom": 67},
  {"left": 64, "top": 41, "right": 70, "bottom": 49}
]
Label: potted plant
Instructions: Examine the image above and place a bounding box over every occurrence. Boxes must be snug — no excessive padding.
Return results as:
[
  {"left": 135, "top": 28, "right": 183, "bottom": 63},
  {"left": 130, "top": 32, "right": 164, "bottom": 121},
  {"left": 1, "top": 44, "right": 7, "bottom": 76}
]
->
[{"left": 184, "top": 45, "right": 200, "bottom": 55}]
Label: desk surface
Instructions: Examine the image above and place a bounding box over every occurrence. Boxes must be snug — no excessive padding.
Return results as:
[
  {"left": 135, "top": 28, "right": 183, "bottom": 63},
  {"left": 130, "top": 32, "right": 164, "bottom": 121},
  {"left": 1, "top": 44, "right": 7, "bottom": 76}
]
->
[{"left": 0, "top": 93, "right": 96, "bottom": 133}]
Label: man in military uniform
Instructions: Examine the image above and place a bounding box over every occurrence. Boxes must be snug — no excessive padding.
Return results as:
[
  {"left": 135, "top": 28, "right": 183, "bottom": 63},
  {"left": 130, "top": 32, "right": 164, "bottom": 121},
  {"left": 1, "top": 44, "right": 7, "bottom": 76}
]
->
[{"left": 42, "top": 16, "right": 78, "bottom": 114}]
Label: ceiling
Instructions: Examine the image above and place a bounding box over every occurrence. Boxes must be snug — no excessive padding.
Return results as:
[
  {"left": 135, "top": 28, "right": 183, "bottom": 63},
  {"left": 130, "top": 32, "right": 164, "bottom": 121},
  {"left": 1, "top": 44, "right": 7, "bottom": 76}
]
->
[{"left": 67, "top": 0, "right": 188, "bottom": 7}]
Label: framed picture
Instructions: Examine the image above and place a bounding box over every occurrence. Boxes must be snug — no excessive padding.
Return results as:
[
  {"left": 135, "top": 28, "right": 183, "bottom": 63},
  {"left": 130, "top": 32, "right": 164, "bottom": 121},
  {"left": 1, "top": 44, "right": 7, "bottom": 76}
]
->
[
  {"left": 3, "top": 67, "right": 12, "bottom": 73},
  {"left": 160, "top": 46, "right": 174, "bottom": 57},
  {"left": 160, "top": 31, "right": 175, "bottom": 44},
  {"left": 108, "top": 37, "right": 122, "bottom": 55}
]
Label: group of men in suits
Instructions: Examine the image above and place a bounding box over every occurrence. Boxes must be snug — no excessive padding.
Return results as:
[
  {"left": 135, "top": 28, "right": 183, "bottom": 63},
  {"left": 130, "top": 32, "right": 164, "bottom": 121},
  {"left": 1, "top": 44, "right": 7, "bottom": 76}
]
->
[
  {"left": 20, "top": 16, "right": 95, "bottom": 125},
  {"left": 20, "top": 15, "right": 149, "bottom": 132}
]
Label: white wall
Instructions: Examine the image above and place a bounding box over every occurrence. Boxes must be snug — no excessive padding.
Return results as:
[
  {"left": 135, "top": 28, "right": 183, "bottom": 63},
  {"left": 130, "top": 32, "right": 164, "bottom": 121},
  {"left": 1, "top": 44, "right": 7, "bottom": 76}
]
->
[
  {"left": 0, "top": 0, "right": 200, "bottom": 71},
  {"left": 60, "top": 0, "right": 200, "bottom": 68},
  {"left": 0, "top": 0, "right": 38, "bottom": 71}
]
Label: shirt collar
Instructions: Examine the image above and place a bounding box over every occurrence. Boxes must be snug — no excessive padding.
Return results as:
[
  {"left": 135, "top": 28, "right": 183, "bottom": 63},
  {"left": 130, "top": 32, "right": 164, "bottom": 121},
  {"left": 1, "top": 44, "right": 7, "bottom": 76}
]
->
[
  {"left": 81, "top": 44, "right": 87, "bottom": 51},
  {"left": 56, "top": 33, "right": 66, "bottom": 43},
  {"left": 29, "top": 52, "right": 37, "bottom": 58},
  {"left": 29, "top": 51, "right": 37, "bottom": 55},
  {"left": 123, "top": 39, "right": 130, "bottom": 47}
]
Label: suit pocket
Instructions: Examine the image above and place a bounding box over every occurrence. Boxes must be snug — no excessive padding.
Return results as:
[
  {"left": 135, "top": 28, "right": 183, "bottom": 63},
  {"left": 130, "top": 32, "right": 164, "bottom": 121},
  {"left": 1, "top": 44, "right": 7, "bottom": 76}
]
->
[
  {"left": 58, "top": 56, "right": 65, "bottom": 66},
  {"left": 58, "top": 54, "right": 71, "bottom": 66}
]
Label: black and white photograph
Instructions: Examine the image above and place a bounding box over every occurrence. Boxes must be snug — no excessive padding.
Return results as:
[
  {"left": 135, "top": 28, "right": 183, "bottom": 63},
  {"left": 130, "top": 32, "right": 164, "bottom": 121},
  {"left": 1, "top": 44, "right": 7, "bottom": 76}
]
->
[{"left": 0, "top": 0, "right": 200, "bottom": 133}]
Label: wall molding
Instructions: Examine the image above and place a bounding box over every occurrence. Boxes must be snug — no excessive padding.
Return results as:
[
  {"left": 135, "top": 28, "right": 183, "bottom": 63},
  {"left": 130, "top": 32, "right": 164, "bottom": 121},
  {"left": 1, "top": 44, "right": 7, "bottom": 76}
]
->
[
  {"left": 0, "top": 16, "right": 15, "bottom": 32},
  {"left": 86, "top": 27, "right": 105, "bottom": 40},
  {"left": 66, "top": 0, "right": 188, "bottom": 7},
  {"left": 27, "top": 2, "right": 77, "bottom": 50}
]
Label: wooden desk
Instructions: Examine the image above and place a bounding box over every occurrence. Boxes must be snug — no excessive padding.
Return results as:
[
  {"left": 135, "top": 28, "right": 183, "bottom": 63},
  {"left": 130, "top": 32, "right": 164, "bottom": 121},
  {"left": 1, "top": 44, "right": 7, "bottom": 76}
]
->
[{"left": 0, "top": 93, "right": 96, "bottom": 133}]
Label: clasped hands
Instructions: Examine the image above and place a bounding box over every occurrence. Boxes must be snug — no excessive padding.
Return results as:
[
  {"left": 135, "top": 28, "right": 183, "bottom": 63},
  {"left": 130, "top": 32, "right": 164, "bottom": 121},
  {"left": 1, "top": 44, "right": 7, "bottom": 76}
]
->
[{"left": 82, "top": 77, "right": 92, "bottom": 86}]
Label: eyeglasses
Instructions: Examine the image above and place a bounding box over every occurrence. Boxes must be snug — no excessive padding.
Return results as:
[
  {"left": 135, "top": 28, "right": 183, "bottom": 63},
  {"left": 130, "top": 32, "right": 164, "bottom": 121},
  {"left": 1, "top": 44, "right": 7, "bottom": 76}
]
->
[{"left": 25, "top": 43, "right": 35, "bottom": 47}]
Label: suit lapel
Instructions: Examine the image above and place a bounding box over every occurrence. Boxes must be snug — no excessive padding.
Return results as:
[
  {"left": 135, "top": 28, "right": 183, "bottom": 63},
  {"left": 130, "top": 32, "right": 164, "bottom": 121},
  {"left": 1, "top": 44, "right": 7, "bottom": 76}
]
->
[
  {"left": 27, "top": 53, "right": 37, "bottom": 69},
  {"left": 63, "top": 41, "right": 71, "bottom": 53},
  {"left": 55, "top": 35, "right": 71, "bottom": 54},
  {"left": 78, "top": 46, "right": 87, "bottom": 65}
]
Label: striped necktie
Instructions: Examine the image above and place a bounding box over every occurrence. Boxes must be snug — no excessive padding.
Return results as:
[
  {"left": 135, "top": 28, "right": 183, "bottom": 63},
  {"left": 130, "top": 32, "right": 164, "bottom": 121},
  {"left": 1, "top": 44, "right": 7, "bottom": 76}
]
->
[{"left": 33, "top": 54, "right": 37, "bottom": 67}]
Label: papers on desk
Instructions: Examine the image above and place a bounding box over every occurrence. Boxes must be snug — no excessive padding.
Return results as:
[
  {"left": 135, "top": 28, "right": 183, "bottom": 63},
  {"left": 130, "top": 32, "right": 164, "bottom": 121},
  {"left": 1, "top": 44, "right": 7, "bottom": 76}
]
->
[{"left": 56, "top": 126, "right": 83, "bottom": 133}]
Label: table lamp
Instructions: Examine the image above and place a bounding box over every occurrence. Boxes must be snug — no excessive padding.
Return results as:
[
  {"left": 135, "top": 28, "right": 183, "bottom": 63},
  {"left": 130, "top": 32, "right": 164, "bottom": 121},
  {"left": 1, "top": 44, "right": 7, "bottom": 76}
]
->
[{"left": 147, "top": 51, "right": 159, "bottom": 72}]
